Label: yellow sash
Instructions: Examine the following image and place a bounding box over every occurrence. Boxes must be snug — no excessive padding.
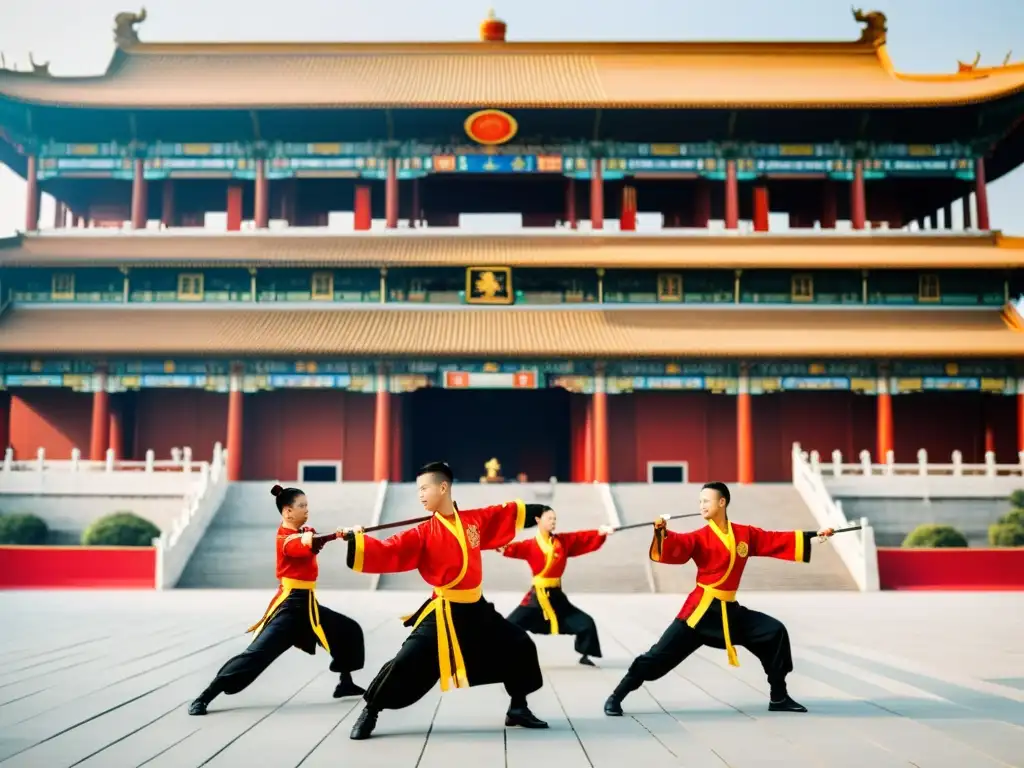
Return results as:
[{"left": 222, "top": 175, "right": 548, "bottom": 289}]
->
[
  {"left": 408, "top": 510, "right": 481, "bottom": 692},
  {"left": 246, "top": 577, "right": 330, "bottom": 654},
  {"left": 684, "top": 520, "right": 740, "bottom": 667},
  {"left": 533, "top": 533, "right": 562, "bottom": 634}
]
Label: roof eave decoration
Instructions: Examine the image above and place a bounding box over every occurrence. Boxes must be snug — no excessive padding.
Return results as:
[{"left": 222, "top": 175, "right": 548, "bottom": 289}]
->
[
  {"left": 852, "top": 8, "right": 887, "bottom": 48},
  {"left": 114, "top": 8, "right": 147, "bottom": 51}
]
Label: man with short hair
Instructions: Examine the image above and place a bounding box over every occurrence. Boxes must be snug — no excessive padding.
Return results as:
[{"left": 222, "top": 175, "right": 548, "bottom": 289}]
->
[
  {"left": 342, "top": 461, "right": 550, "bottom": 740},
  {"left": 605, "top": 481, "right": 835, "bottom": 717}
]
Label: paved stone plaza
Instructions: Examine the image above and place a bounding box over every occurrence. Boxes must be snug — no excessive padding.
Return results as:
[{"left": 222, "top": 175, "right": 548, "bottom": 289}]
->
[{"left": 1, "top": 590, "right": 1023, "bottom": 767}]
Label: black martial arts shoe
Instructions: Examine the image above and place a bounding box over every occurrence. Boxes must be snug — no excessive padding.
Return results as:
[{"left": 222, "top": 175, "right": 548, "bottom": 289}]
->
[
  {"left": 768, "top": 695, "right": 807, "bottom": 713},
  {"left": 579, "top": 655, "right": 596, "bottom": 666},
  {"left": 188, "top": 699, "right": 209, "bottom": 716},
  {"left": 603, "top": 695, "right": 624, "bottom": 716},
  {"left": 349, "top": 707, "right": 379, "bottom": 740},
  {"left": 333, "top": 675, "right": 366, "bottom": 699},
  {"left": 505, "top": 706, "right": 549, "bottom": 729}
]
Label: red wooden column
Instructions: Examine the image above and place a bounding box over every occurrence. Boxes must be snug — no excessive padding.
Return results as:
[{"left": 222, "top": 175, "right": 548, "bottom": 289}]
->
[
  {"left": 89, "top": 368, "right": 110, "bottom": 462},
  {"left": 565, "top": 179, "right": 578, "bottom": 229},
  {"left": 974, "top": 158, "right": 991, "bottom": 230},
  {"left": 724, "top": 159, "right": 739, "bottom": 230},
  {"left": 876, "top": 368, "right": 894, "bottom": 461},
  {"left": 24, "top": 153, "right": 40, "bottom": 232},
  {"left": 130, "top": 157, "right": 147, "bottom": 229},
  {"left": 821, "top": 182, "right": 838, "bottom": 229},
  {"left": 254, "top": 158, "right": 269, "bottom": 229},
  {"left": 851, "top": 160, "right": 867, "bottom": 230},
  {"left": 1018, "top": 384, "right": 1024, "bottom": 458},
  {"left": 354, "top": 185, "right": 372, "bottom": 231},
  {"left": 590, "top": 158, "right": 604, "bottom": 230},
  {"left": 390, "top": 394, "right": 403, "bottom": 482},
  {"left": 592, "top": 373, "right": 609, "bottom": 483},
  {"left": 736, "top": 366, "right": 754, "bottom": 483},
  {"left": 385, "top": 158, "right": 399, "bottom": 229},
  {"left": 226, "top": 186, "right": 243, "bottom": 232},
  {"left": 109, "top": 403, "right": 124, "bottom": 460},
  {"left": 752, "top": 185, "right": 769, "bottom": 232},
  {"left": 620, "top": 186, "right": 637, "bottom": 231},
  {"left": 0, "top": 392, "right": 10, "bottom": 453},
  {"left": 226, "top": 366, "right": 244, "bottom": 481},
  {"left": 583, "top": 395, "right": 594, "bottom": 483},
  {"left": 373, "top": 367, "right": 391, "bottom": 482}
]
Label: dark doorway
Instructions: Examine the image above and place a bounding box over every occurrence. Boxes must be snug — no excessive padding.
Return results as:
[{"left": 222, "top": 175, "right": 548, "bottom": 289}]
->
[{"left": 406, "top": 387, "right": 571, "bottom": 482}]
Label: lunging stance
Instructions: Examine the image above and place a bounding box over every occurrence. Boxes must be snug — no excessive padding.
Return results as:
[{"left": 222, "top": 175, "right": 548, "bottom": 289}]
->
[
  {"left": 501, "top": 506, "right": 612, "bottom": 666},
  {"left": 342, "top": 461, "right": 550, "bottom": 740},
  {"left": 188, "top": 485, "right": 366, "bottom": 715},
  {"left": 605, "top": 481, "right": 834, "bottom": 717}
]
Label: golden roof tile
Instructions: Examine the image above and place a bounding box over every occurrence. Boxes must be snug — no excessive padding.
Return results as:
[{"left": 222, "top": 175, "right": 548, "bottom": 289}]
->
[
  {"left": 2, "top": 41, "right": 1023, "bottom": 109},
  {"left": 0, "top": 306, "right": 1016, "bottom": 358},
  {"left": 1, "top": 232, "right": 1018, "bottom": 269}
]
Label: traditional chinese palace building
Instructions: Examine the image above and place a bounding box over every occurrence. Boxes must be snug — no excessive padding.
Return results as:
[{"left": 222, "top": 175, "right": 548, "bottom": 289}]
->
[{"left": 0, "top": 10, "right": 1022, "bottom": 485}]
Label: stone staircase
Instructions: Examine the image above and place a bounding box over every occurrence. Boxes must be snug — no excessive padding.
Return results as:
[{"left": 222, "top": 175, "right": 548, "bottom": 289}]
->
[
  {"left": 611, "top": 483, "right": 857, "bottom": 594},
  {"left": 176, "top": 481, "right": 380, "bottom": 589},
  {"left": 375, "top": 482, "right": 648, "bottom": 593}
]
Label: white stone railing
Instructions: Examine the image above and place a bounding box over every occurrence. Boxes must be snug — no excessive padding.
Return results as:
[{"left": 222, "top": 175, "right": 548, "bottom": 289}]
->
[
  {"left": 791, "top": 443, "right": 879, "bottom": 592},
  {"left": 154, "top": 443, "right": 229, "bottom": 589},
  {"left": 597, "top": 482, "right": 622, "bottom": 528},
  {"left": 0, "top": 446, "right": 211, "bottom": 497},
  {"left": 812, "top": 448, "right": 1024, "bottom": 479},
  {"left": 368, "top": 480, "right": 389, "bottom": 592}
]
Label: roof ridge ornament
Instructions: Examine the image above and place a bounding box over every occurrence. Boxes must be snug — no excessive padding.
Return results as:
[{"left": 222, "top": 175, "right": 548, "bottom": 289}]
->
[
  {"left": 851, "top": 8, "right": 887, "bottom": 47},
  {"left": 479, "top": 8, "right": 507, "bottom": 42},
  {"left": 114, "top": 8, "right": 147, "bottom": 49},
  {"left": 28, "top": 53, "right": 50, "bottom": 77}
]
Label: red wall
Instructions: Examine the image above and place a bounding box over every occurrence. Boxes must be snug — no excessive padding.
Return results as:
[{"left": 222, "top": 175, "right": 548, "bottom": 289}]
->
[
  {"left": 878, "top": 548, "right": 1024, "bottom": 591},
  {"left": 893, "top": 393, "right": 1016, "bottom": 464},
  {"left": 241, "top": 390, "right": 376, "bottom": 482},
  {"left": 134, "top": 389, "right": 227, "bottom": 463},
  {"left": 0, "top": 546, "right": 157, "bottom": 589},
  {"left": 7, "top": 389, "right": 92, "bottom": 460},
  {"left": 610, "top": 392, "right": 737, "bottom": 483}
]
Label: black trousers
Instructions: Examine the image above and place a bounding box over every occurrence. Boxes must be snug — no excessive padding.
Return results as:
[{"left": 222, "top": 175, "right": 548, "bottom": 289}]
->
[
  {"left": 208, "top": 591, "right": 365, "bottom": 696},
  {"left": 625, "top": 602, "right": 793, "bottom": 691},
  {"left": 506, "top": 587, "right": 602, "bottom": 658},
  {"left": 363, "top": 597, "right": 543, "bottom": 711}
]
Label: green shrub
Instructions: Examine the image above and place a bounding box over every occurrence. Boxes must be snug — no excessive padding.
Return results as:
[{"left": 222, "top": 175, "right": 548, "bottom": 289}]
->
[
  {"left": 0, "top": 514, "right": 49, "bottom": 545},
  {"left": 989, "top": 522, "right": 1024, "bottom": 547},
  {"left": 82, "top": 512, "right": 160, "bottom": 547},
  {"left": 998, "top": 508, "right": 1024, "bottom": 527},
  {"left": 1008, "top": 489, "right": 1024, "bottom": 511},
  {"left": 901, "top": 524, "right": 968, "bottom": 548}
]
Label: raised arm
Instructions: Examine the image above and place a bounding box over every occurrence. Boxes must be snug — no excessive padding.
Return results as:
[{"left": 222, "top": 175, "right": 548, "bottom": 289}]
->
[
  {"left": 346, "top": 526, "right": 423, "bottom": 574},
  {"left": 475, "top": 500, "right": 543, "bottom": 550},
  {"left": 746, "top": 526, "right": 816, "bottom": 564},
  {"left": 650, "top": 521, "right": 700, "bottom": 565},
  {"left": 280, "top": 528, "right": 315, "bottom": 559},
  {"left": 561, "top": 529, "right": 608, "bottom": 558},
  {"left": 500, "top": 539, "right": 533, "bottom": 560}
]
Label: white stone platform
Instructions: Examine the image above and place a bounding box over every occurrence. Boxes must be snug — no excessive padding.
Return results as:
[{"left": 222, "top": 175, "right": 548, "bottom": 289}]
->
[{"left": 1, "top": 590, "right": 1023, "bottom": 767}]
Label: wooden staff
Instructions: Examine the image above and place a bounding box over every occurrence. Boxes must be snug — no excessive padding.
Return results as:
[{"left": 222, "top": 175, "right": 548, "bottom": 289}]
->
[
  {"left": 612, "top": 512, "right": 704, "bottom": 532},
  {"left": 335, "top": 515, "right": 435, "bottom": 541}
]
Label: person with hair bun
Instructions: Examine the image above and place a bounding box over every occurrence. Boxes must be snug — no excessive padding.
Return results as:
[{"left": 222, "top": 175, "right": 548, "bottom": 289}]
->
[{"left": 187, "top": 484, "right": 366, "bottom": 716}]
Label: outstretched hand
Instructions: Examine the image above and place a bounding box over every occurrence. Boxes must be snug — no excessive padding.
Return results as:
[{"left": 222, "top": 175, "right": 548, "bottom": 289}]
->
[
  {"left": 337, "top": 525, "right": 365, "bottom": 541},
  {"left": 653, "top": 513, "right": 672, "bottom": 531},
  {"left": 816, "top": 527, "right": 835, "bottom": 543},
  {"left": 598, "top": 525, "right": 614, "bottom": 536}
]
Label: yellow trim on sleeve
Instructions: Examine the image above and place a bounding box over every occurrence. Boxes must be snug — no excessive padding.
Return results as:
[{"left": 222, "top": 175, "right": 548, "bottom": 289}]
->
[
  {"left": 353, "top": 531, "right": 366, "bottom": 573},
  {"left": 794, "top": 530, "right": 804, "bottom": 564},
  {"left": 514, "top": 499, "right": 526, "bottom": 530},
  {"left": 650, "top": 528, "right": 664, "bottom": 562}
]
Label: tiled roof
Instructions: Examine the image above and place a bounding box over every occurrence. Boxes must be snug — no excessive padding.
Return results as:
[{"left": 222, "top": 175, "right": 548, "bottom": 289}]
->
[
  {"left": 2, "top": 41, "right": 1023, "bottom": 109},
  {"left": 0, "top": 306, "right": 1016, "bottom": 358},
  {"left": 1, "top": 232, "right": 1019, "bottom": 269}
]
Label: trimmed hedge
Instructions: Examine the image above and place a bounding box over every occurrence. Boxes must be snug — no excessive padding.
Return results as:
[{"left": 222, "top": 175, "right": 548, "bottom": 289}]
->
[
  {"left": 989, "top": 522, "right": 1024, "bottom": 547},
  {"left": 901, "top": 524, "right": 968, "bottom": 548},
  {"left": 82, "top": 512, "right": 161, "bottom": 547},
  {"left": 0, "top": 513, "right": 49, "bottom": 545}
]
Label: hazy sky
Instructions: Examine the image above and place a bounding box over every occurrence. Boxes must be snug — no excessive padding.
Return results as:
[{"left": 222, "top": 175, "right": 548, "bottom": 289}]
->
[{"left": 1, "top": 0, "right": 1022, "bottom": 234}]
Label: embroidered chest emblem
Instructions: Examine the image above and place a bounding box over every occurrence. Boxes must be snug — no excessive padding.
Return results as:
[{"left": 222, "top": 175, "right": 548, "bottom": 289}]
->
[
  {"left": 736, "top": 541, "right": 749, "bottom": 558},
  {"left": 466, "top": 524, "right": 481, "bottom": 549}
]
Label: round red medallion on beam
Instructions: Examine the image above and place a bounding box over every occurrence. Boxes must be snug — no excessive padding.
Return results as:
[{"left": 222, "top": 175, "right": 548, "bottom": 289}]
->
[{"left": 465, "top": 109, "right": 518, "bottom": 146}]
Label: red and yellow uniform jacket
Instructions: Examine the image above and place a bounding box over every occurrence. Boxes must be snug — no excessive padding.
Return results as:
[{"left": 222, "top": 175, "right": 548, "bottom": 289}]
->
[
  {"left": 246, "top": 525, "right": 331, "bottom": 653},
  {"left": 651, "top": 520, "right": 815, "bottom": 667},
  {"left": 502, "top": 529, "right": 606, "bottom": 634},
  {"left": 346, "top": 501, "right": 531, "bottom": 690}
]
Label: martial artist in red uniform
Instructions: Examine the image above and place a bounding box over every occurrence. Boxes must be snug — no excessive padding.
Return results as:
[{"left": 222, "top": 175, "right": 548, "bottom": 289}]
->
[
  {"left": 501, "top": 506, "right": 612, "bottom": 665},
  {"left": 342, "top": 461, "right": 549, "bottom": 740},
  {"left": 604, "top": 481, "right": 835, "bottom": 717},
  {"left": 188, "top": 485, "right": 366, "bottom": 715}
]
